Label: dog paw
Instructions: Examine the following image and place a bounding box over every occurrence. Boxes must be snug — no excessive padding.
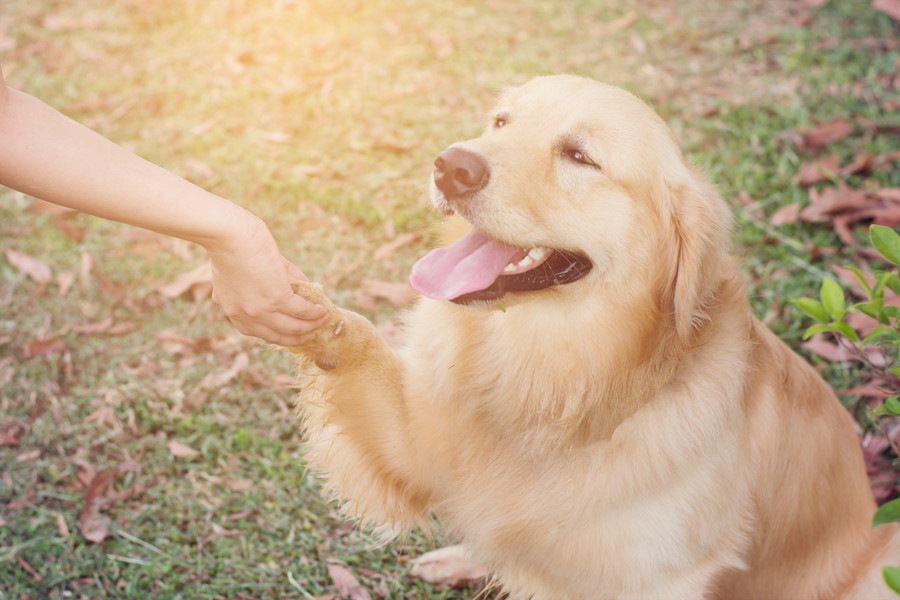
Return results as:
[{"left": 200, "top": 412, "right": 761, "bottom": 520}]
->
[
  {"left": 410, "top": 545, "right": 488, "bottom": 588},
  {"left": 286, "top": 281, "right": 347, "bottom": 370}
]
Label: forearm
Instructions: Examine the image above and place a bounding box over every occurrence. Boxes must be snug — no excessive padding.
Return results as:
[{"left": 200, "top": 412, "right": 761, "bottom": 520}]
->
[{"left": 0, "top": 86, "right": 253, "bottom": 253}]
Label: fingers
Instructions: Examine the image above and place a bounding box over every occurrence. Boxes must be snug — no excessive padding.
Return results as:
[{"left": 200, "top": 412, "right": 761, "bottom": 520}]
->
[
  {"left": 230, "top": 310, "right": 331, "bottom": 347},
  {"left": 281, "top": 257, "right": 308, "bottom": 282}
]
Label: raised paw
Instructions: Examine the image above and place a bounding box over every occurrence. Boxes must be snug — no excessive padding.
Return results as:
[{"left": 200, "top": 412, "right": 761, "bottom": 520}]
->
[
  {"left": 286, "top": 281, "right": 347, "bottom": 370},
  {"left": 410, "top": 545, "right": 489, "bottom": 589}
]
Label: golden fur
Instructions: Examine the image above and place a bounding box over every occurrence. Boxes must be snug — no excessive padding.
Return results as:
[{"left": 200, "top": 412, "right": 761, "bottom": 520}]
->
[{"left": 288, "top": 75, "right": 900, "bottom": 599}]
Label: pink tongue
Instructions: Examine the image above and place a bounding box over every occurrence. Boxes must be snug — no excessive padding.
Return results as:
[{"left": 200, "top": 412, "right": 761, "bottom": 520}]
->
[{"left": 410, "top": 229, "right": 519, "bottom": 301}]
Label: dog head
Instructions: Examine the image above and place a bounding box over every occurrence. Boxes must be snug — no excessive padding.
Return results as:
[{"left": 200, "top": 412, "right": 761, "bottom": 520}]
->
[{"left": 410, "top": 75, "right": 732, "bottom": 340}]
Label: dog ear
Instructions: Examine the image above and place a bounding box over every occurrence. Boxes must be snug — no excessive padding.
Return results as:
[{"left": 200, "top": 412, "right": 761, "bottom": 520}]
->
[{"left": 664, "top": 173, "right": 732, "bottom": 342}]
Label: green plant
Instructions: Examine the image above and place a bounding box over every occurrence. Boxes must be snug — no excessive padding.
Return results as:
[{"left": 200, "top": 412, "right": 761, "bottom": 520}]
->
[{"left": 796, "top": 225, "right": 900, "bottom": 593}]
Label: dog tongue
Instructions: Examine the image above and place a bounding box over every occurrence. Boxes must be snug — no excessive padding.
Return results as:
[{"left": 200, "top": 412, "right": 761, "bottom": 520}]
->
[{"left": 410, "top": 229, "right": 519, "bottom": 301}]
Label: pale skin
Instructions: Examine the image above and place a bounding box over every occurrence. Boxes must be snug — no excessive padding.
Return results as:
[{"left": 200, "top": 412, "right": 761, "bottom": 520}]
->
[{"left": 0, "top": 66, "right": 329, "bottom": 346}]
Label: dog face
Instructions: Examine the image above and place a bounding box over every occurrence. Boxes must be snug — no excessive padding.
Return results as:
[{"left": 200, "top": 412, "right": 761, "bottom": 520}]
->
[{"left": 410, "top": 75, "right": 732, "bottom": 339}]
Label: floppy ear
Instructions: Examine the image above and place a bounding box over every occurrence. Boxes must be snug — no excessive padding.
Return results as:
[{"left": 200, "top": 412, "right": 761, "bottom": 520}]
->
[{"left": 664, "top": 173, "right": 732, "bottom": 342}]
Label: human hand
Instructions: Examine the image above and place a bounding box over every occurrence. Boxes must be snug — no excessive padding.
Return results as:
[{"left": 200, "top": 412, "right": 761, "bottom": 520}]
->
[{"left": 207, "top": 215, "right": 329, "bottom": 346}]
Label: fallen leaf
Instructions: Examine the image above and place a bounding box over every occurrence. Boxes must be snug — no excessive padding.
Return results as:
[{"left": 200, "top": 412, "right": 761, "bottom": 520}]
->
[
  {"left": 770, "top": 203, "right": 802, "bottom": 227},
  {"left": 326, "top": 561, "right": 372, "bottom": 600},
  {"left": 793, "top": 117, "right": 854, "bottom": 152},
  {"left": 840, "top": 152, "right": 874, "bottom": 177},
  {"left": 874, "top": 0, "right": 900, "bottom": 22},
  {"left": 794, "top": 155, "right": 840, "bottom": 187},
  {"left": 361, "top": 279, "right": 417, "bottom": 309},
  {"left": 156, "top": 263, "right": 212, "bottom": 300},
  {"left": 599, "top": 11, "right": 639, "bottom": 36},
  {"left": 57, "top": 512, "right": 70, "bottom": 539},
  {"left": 372, "top": 232, "right": 422, "bottom": 261},
  {"left": 79, "top": 468, "right": 115, "bottom": 544},
  {"left": 16, "top": 555, "right": 42, "bottom": 582},
  {"left": 800, "top": 334, "right": 857, "bottom": 363},
  {"left": 199, "top": 351, "right": 249, "bottom": 390},
  {"left": 224, "top": 479, "right": 254, "bottom": 492},
  {"left": 23, "top": 336, "right": 66, "bottom": 358},
  {"left": 800, "top": 184, "right": 869, "bottom": 223},
  {"left": 0, "top": 421, "right": 25, "bottom": 446},
  {"left": 2, "top": 249, "right": 52, "bottom": 283},
  {"left": 54, "top": 214, "right": 87, "bottom": 242},
  {"left": 57, "top": 271, "right": 75, "bottom": 299},
  {"left": 167, "top": 440, "right": 200, "bottom": 458}
]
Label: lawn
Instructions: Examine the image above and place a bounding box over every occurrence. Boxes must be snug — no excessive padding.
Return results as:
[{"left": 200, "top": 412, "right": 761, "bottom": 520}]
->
[{"left": 1, "top": 0, "right": 898, "bottom": 598}]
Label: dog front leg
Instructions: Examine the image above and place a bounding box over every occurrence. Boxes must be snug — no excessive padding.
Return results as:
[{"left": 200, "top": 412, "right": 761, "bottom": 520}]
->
[{"left": 287, "top": 281, "right": 432, "bottom": 533}]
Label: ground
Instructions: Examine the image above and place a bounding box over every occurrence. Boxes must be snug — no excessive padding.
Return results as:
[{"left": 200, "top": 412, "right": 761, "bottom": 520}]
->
[{"left": 0, "top": 0, "right": 898, "bottom": 598}]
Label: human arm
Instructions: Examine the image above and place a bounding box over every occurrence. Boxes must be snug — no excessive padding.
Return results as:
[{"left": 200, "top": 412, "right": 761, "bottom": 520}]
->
[{"left": 0, "top": 67, "right": 328, "bottom": 345}]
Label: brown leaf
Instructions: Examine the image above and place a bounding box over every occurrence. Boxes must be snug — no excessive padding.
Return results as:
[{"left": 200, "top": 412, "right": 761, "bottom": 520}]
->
[
  {"left": 57, "top": 271, "right": 76, "bottom": 299},
  {"left": 361, "top": 279, "right": 417, "bottom": 309},
  {"left": 24, "top": 336, "right": 66, "bottom": 359},
  {"left": 167, "top": 440, "right": 200, "bottom": 458},
  {"left": 54, "top": 214, "right": 87, "bottom": 242},
  {"left": 16, "top": 554, "right": 42, "bottom": 582},
  {"left": 0, "top": 421, "right": 24, "bottom": 447},
  {"left": 794, "top": 155, "right": 840, "bottom": 187},
  {"left": 874, "top": 0, "right": 900, "bottom": 22},
  {"left": 372, "top": 232, "right": 422, "bottom": 261},
  {"left": 199, "top": 351, "right": 249, "bottom": 390},
  {"left": 79, "top": 468, "right": 115, "bottom": 544},
  {"left": 326, "top": 561, "right": 372, "bottom": 600},
  {"left": 156, "top": 263, "right": 212, "bottom": 300},
  {"left": 770, "top": 203, "right": 802, "bottom": 227},
  {"left": 840, "top": 152, "right": 874, "bottom": 177},
  {"left": 800, "top": 334, "right": 857, "bottom": 363},
  {"left": 793, "top": 117, "right": 854, "bottom": 152},
  {"left": 224, "top": 479, "right": 254, "bottom": 492},
  {"left": 3, "top": 249, "right": 52, "bottom": 283},
  {"left": 57, "top": 512, "right": 70, "bottom": 539},
  {"left": 800, "top": 184, "right": 869, "bottom": 223}
]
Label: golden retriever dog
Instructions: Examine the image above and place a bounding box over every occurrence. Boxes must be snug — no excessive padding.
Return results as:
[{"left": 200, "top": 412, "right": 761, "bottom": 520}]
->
[{"left": 288, "top": 75, "right": 900, "bottom": 599}]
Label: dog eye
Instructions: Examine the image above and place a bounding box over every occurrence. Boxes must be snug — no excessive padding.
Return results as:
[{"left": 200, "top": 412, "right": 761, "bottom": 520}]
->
[
  {"left": 561, "top": 146, "right": 599, "bottom": 169},
  {"left": 493, "top": 114, "right": 508, "bottom": 129}
]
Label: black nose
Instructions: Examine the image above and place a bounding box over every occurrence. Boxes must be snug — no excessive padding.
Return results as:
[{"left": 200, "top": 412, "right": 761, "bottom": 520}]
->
[{"left": 433, "top": 147, "right": 490, "bottom": 200}]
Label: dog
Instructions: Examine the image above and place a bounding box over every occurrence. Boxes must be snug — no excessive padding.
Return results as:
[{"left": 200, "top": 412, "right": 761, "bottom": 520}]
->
[{"left": 288, "top": 75, "right": 900, "bottom": 599}]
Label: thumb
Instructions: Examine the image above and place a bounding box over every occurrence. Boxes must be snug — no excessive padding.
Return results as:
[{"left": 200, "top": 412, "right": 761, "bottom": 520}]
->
[{"left": 282, "top": 257, "right": 309, "bottom": 282}]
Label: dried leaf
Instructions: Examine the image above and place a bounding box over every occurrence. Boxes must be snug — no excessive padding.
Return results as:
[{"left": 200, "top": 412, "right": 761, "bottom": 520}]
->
[
  {"left": 361, "top": 279, "right": 417, "bottom": 309},
  {"left": 794, "top": 155, "right": 840, "bottom": 187},
  {"left": 0, "top": 422, "right": 24, "bottom": 447},
  {"left": 57, "top": 271, "right": 76, "bottom": 299},
  {"left": 372, "top": 232, "right": 422, "bottom": 261},
  {"left": 16, "top": 555, "right": 42, "bottom": 582},
  {"left": 167, "top": 440, "right": 200, "bottom": 458},
  {"left": 793, "top": 117, "right": 854, "bottom": 152},
  {"left": 199, "top": 351, "right": 249, "bottom": 390},
  {"left": 874, "top": 0, "right": 900, "bottom": 22},
  {"left": 224, "top": 479, "right": 253, "bottom": 492},
  {"left": 79, "top": 468, "right": 115, "bottom": 544},
  {"left": 800, "top": 185, "right": 869, "bottom": 223},
  {"left": 156, "top": 263, "right": 212, "bottom": 300},
  {"left": 840, "top": 152, "right": 874, "bottom": 177},
  {"left": 770, "top": 203, "right": 802, "bottom": 227},
  {"left": 3, "top": 249, "right": 52, "bottom": 283},
  {"left": 57, "top": 512, "right": 70, "bottom": 539},
  {"left": 24, "top": 336, "right": 65, "bottom": 359},
  {"left": 326, "top": 561, "right": 372, "bottom": 600},
  {"left": 800, "top": 334, "right": 856, "bottom": 363}
]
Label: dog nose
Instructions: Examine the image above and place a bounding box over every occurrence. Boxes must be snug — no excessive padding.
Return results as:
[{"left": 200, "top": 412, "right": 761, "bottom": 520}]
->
[{"left": 433, "top": 147, "right": 490, "bottom": 200}]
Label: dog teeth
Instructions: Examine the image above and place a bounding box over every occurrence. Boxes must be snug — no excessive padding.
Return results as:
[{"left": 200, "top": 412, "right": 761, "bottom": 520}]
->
[{"left": 503, "top": 247, "right": 548, "bottom": 273}]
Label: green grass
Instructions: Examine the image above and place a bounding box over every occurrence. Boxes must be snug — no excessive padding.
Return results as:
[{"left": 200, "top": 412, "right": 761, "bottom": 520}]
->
[{"left": 1, "top": 0, "right": 898, "bottom": 597}]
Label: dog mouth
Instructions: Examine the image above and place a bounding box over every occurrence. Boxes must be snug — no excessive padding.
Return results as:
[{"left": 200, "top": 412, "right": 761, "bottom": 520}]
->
[{"left": 409, "top": 228, "right": 593, "bottom": 304}]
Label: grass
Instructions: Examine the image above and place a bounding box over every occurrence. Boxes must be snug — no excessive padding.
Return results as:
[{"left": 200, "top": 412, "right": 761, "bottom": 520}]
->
[{"left": 1, "top": 0, "right": 898, "bottom": 597}]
